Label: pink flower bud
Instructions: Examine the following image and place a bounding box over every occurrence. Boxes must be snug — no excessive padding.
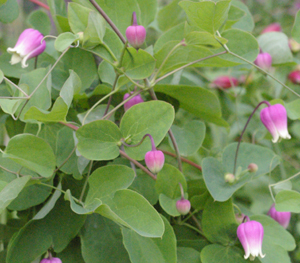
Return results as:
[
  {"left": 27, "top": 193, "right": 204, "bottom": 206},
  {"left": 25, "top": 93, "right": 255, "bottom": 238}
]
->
[
  {"left": 211, "top": 76, "right": 239, "bottom": 89},
  {"left": 268, "top": 204, "right": 291, "bottom": 229},
  {"left": 123, "top": 92, "right": 144, "bottom": 111},
  {"left": 254, "top": 52, "right": 272, "bottom": 70},
  {"left": 248, "top": 163, "right": 258, "bottom": 173},
  {"left": 145, "top": 150, "right": 164, "bottom": 174},
  {"left": 261, "top": 23, "right": 282, "bottom": 34},
  {"left": 126, "top": 12, "right": 146, "bottom": 49},
  {"left": 40, "top": 257, "right": 62, "bottom": 263},
  {"left": 288, "top": 70, "right": 300, "bottom": 84},
  {"left": 260, "top": 104, "right": 291, "bottom": 143},
  {"left": 7, "top": 28, "right": 46, "bottom": 68},
  {"left": 237, "top": 218, "right": 265, "bottom": 261},
  {"left": 176, "top": 198, "right": 191, "bottom": 215}
]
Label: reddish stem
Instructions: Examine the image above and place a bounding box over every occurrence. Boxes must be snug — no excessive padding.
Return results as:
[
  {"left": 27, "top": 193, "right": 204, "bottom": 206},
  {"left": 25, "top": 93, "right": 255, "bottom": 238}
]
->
[
  {"left": 160, "top": 149, "right": 202, "bottom": 171},
  {"left": 29, "top": 0, "right": 50, "bottom": 10},
  {"left": 59, "top": 121, "right": 79, "bottom": 131}
]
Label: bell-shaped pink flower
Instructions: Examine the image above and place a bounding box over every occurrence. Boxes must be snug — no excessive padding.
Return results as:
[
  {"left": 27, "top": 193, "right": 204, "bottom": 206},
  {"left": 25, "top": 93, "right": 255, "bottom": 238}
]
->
[
  {"left": 145, "top": 150, "right": 165, "bottom": 174},
  {"left": 211, "top": 76, "right": 239, "bottom": 89},
  {"left": 268, "top": 204, "right": 291, "bottom": 229},
  {"left": 260, "top": 104, "right": 291, "bottom": 143},
  {"left": 176, "top": 183, "right": 190, "bottom": 215},
  {"left": 288, "top": 70, "right": 300, "bottom": 84},
  {"left": 261, "top": 23, "right": 282, "bottom": 34},
  {"left": 254, "top": 52, "right": 272, "bottom": 70},
  {"left": 123, "top": 92, "right": 144, "bottom": 111},
  {"left": 237, "top": 218, "right": 265, "bottom": 261},
  {"left": 7, "top": 28, "right": 46, "bottom": 68},
  {"left": 126, "top": 12, "right": 146, "bottom": 49},
  {"left": 40, "top": 257, "right": 62, "bottom": 263}
]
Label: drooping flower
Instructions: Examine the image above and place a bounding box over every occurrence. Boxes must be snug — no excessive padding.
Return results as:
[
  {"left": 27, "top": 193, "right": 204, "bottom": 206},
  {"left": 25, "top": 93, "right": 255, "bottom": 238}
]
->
[
  {"left": 268, "top": 204, "right": 291, "bottom": 229},
  {"left": 288, "top": 70, "right": 300, "bottom": 84},
  {"left": 40, "top": 257, "right": 62, "bottom": 263},
  {"left": 176, "top": 183, "right": 191, "bottom": 215},
  {"left": 125, "top": 12, "right": 146, "bottom": 49},
  {"left": 261, "top": 23, "right": 282, "bottom": 34},
  {"left": 123, "top": 92, "right": 144, "bottom": 111},
  {"left": 211, "top": 76, "right": 239, "bottom": 89},
  {"left": 254, "top": 52, "right": 272, "bottom": 70},
  {"left": 7, "top": 28, "right": 46, "bottom": 68},
  {"left": 260, "top": 104, "right": 291, "bottom": 143},
  {"left": 237, "top": 217, "right": 265, "bottom": 261}
]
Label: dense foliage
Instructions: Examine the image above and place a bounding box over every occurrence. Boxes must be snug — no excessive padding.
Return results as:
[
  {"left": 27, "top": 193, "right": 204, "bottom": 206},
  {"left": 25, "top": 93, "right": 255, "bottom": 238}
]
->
[{"left": 1, "top": 0, "right": 300, "bottom": 262}]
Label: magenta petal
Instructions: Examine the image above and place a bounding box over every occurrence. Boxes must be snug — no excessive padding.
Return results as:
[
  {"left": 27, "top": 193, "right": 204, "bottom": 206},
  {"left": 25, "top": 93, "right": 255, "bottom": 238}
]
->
[
  {"left": 268, "top": 104, "right": 291, "bottom": 140},
  {"left": 145, "top": 150, "right": 165, "bottom": 174},
  {"left": 123, "top": 92, "right": 144, "bottom": 111},
  {"left": 260, "top": 107, "right": 279, "bottom": 142},
  {"left": 268, "top": 204, "right": 291, "bottom": 229},
  {"left": 254, "top": 53, "right": 272, "bottom": 70}
]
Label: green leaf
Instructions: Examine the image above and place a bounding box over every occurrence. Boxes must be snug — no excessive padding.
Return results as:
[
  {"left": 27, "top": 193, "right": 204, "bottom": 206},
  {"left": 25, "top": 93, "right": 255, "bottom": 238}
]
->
[
  {"left": 0, "top": 176, "right": 30, "bottom": 214},
  {"left": 83, "top": 11, "right": 106, "bottom": 48},
  {"left": 68, "top": 2, "right": 91, "bottom": 33},
  {"left": 275, "top": 190, "right": 300, "bottom": 213},
  {"left": 85, "top": 165, "right": 135, "bottom": 205},
  {"left": 179, "top": 0, "right": 231, "bottom": 34},
  {"left": 202, "top": 197, "right": 237, "bottom": 245},
  {"left": 77, "top": 104, "right": 115, "bottom": 124},
  {"left": 231, "top": 1, "right": 254, "bottom": 32},
  {"left": 154, "top": 85, "right": 227, "bottom": 127},
  {"left": 55, "top": 32, "right": 79, "bottom": 52},
  {"left": 292, "top": 10, "right": 300, "bottom": 43},
  {"left": 185, "top": 32, "right": 227, "bottom": 48},
  {"left": 122, "top": 215, "right": 177, "bottom": 263},
  {"left": 123, "top": 48, "right": 156, "bottom": 80},
  {"left": 157, "top": 0, "right": 186, "bottom": 31},
  {"left": 251, "top": 215, "right": 295, "bottom": 263},
  {"left": 18, "top": 68, "right": 52, "bottom": 121},
  {"left": 258, "top": 32, "right": 293, "bottom": 65},
  {"left": 0, "top": 0, "right": 19, "bottom": 23},
  {"left": 200, "top": 244, "right": 248, "bottom": 263},
  {"left": 24, "top": 70, "right": 81, "bottom": 122},
  {"left": 6, "top": 199, "right": 86, "bottom": 263},
  {"left": 214, "top": 29, "right": 259, "bottom": 63},
  {"left": 202, "top": 143, "right": 280, "bottom": 202},
  {"left": 120, "top": 101, "right": 175, "bottom": 160},
  {"left": 47, "top": 0, "right": 68, "bottom": 33},
  {"left": 223, "top": 5, "right": 245, "bottom": 30},
  {"left": 3, "top": 134, "right": 56, "bottom": 178},
  {"left": 64, "top": 190, "right": 102, "bottom": 214},
  {"left": 76, "top": 120, "right": 122, "bottom": 160},
  {"left": 96, "top": 189, "right": 164, "bottom": 238},
  {"left": 80, "top": 214, "right": 131, "bottom": 263},
  {"left": 286, "top": 99, "right": 300, "bottom": 120},
  {"left": 27, "top": 10, "right": 51, "bottom": 35},
  {"left": 169, "top": 120, "right": 205, "bottom": 156},
  {"left": 0, "top": 0, "right": 7, "bottom": 7},
  {"left": 177, "top": 247, "right": 201, "bottom": 263}
]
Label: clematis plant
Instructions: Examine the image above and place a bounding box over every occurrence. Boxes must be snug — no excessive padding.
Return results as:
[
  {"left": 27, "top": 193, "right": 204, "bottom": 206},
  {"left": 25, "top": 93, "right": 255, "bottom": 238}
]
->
[
  {"left": 7, "top": 28, "right": 46, "bottom": 68},
  {"left": 176, "top": 183, "right": 191, "bottom": 215},
  {"left": 126, "top": 12, "right": 146, "bottom": 49},
  {"left": 237, "top": 216, "right": 265, "bottom": 261}
]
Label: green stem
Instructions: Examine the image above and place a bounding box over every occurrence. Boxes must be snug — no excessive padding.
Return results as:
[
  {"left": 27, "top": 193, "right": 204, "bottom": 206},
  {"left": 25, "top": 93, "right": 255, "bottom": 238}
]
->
[
  {"left": 101, "top": 89, "right": 143, "bottom": 120},
  {"left": 154, "top": 51, "right": 228, "bottom": 84},
  {"left": 79, "top": 160, "right": 93, "bottom": 202},
  {"left": 3, "top": 76, "right": 29, "bottom": 97},
  {"left": 101, "top": 43, "right": 118, "bottom": 62},
  {"left": 181, "top": 222, "right": 204, "bottom": 236},
  {"left": 148, "top": 88, "right": 182, "bottom": 172},
  {"left": 233, "top": 203, "right": 242, "bottom": 215},
  {"left": 180, "top": 209, "right": 200, "bottom": 224},
  {"left": 53, "top": 146, "right": 77, "bottom": 173},
  {"left": 103, "top": 74, "right": 120, "bottom": 116},
  {"left": 152, "top": 42, "right": 183, "bottom": 81},
  {"left": 123, "top": 73, "right": 145, "bottom": 88},
  {"left": 82, "top": 89, "right": 119, "bottom": 125}
]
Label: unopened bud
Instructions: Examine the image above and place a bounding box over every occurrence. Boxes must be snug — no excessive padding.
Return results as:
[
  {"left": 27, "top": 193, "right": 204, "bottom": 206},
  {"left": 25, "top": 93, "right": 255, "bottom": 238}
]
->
[
  {"left": 176, "top": 198, "right": 191, "bottom": 215},
  {"left": 224, "top": 173, "right": 235, "bottom": 183},
  {"left": 145, "top": 150, "right": 165, "bottom": 174},
  {"left": 288, "top": 70, "right": 300, "bottom": 84},
  {"left": 248, "top": 163, "right": 258, "bottom": 173},
  {"left": 77, "top": 32, "right": 84, "bottom": 43},
  {"left": 123, "top": 92, "right": 144, "bottom": 111},
  {"left": 289, "top": 39, "right": 300, "bottom": 52},
  {"left": 254, "top": 52, "right": 272, "bottom": 70},
  {"left": 211, "top": 76, "right": 239, "bottom": 89},
  {"left": 126, "top": 12, "right": 146, "bottom": 49},
  {"left": 261, "top": 23, "right": 282, "bottom": 34}
]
